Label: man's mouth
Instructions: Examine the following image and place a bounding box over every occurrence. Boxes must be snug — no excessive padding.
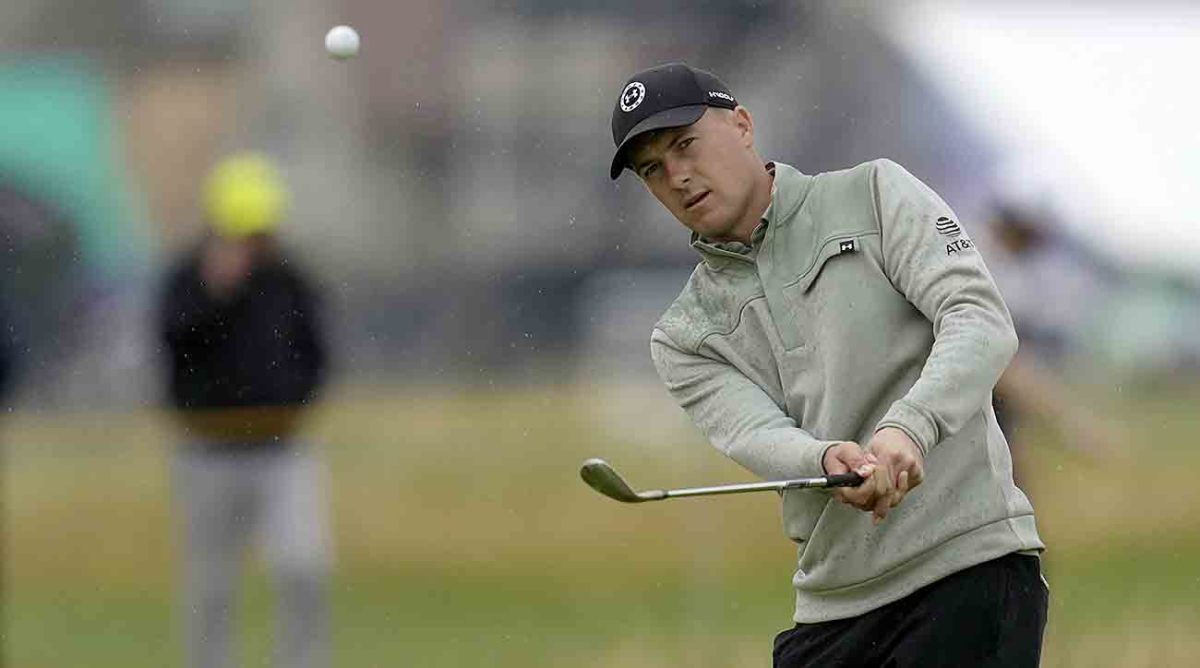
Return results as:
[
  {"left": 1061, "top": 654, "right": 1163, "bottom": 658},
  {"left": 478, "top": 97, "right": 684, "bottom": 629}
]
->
[{"left": 684, "top": 191, "right": 710, "bottom": 210}]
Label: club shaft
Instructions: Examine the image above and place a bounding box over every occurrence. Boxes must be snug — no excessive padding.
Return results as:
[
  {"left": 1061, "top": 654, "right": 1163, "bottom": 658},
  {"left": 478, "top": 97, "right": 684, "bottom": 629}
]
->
[{"left": 659, "top": 475, "right": 854, "bottom": 499}]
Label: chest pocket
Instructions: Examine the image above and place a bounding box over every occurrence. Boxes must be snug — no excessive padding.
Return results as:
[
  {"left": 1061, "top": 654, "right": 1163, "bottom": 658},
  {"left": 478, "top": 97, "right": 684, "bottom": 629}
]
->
[
  {"left": 793, "top": 235, "right": 866, "bottom": 294},
  {"left": 776, "top": 233, "right": 877, "bottom": 354}
]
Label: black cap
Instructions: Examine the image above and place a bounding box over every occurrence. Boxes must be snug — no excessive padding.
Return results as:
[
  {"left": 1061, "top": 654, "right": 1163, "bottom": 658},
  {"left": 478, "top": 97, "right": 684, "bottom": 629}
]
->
[{"left": 608, "top": 62, "right": 737, "bottom": 180}]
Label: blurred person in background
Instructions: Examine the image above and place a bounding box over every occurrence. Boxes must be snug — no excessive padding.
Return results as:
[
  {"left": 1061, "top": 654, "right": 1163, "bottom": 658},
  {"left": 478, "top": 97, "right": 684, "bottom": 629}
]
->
[
  {"left": 986, "top": 203, "right": 1123, "bottom": 480},
  {"left": 157, "top": 153, "right": 331, "bottom": 668},
  {"left": 0, "top": 299, "right": 11, "bottom": 407}
]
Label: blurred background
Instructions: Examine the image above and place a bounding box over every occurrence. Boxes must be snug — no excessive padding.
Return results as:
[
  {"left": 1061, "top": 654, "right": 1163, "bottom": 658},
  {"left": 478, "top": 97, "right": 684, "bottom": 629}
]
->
[{"left": 2, "top": 0, "right": 1198, "bottom": 666}]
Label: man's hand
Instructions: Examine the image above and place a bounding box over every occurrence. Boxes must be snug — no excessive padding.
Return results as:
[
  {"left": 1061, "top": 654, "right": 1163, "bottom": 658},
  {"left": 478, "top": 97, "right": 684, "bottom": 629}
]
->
[
  {"left": 863, "top": 427, "right": 925, "bottom": 524},
  {"left": 823, "top": 428, "right": 925, "bottom": 525},
  {"left": 823, "top": 441, "right": 889, "bottom": 522}
]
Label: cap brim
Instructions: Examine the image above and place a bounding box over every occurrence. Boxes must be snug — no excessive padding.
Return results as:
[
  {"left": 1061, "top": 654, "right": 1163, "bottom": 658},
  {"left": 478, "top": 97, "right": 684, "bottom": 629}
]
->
[{"left": 609, "top": 105, "right": 708, "bottom": 180}]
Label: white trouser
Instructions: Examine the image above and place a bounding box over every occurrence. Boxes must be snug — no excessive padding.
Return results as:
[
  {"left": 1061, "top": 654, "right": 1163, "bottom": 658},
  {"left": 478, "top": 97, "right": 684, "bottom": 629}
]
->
[{"left": 175, "top": 442, "right": 332, "bottom": 668}]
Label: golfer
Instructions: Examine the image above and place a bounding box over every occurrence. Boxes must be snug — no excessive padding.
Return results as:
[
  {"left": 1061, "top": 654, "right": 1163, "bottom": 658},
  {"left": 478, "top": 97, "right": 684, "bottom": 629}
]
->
[{"left": 608, "top": 63, "right": 1047, "bottom": 666}]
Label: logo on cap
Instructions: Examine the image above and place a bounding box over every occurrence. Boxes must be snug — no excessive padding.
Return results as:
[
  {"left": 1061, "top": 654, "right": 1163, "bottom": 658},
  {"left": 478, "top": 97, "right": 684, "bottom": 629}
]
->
[{"left": 620, "top": 82, "right": 645, "bottom": 112}]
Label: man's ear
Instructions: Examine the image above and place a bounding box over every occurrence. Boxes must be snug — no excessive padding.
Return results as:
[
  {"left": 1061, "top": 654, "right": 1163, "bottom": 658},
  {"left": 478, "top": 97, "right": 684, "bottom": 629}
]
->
[
  {"left": 734, "top": 106, "right": 753, "bottom": 146},
  {"left": 733, "top": 106, "right": 755, "bottom": 148}
]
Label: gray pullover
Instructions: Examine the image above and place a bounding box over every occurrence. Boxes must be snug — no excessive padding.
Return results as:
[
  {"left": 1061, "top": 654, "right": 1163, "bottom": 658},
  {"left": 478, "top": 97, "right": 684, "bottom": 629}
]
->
[{"left": 650, "top": 159, "right": 1043, "bottom": 623}]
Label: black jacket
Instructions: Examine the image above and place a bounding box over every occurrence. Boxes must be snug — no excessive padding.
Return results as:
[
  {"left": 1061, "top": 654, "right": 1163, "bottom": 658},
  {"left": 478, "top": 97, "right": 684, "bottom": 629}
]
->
[{"left": 159, "top": 247, "right": 327, "bottom": 440}]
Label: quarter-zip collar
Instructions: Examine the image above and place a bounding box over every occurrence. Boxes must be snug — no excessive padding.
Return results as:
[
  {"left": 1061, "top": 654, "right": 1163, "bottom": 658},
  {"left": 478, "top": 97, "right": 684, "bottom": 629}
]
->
[{"left": 690, "top": 162, "right": 814, "bottom": 270}]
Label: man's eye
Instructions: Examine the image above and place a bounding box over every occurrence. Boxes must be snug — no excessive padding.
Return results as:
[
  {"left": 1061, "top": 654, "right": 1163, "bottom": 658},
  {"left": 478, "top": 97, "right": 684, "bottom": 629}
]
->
[
  {"left": 679, "top": 137, "right": 696, "bottom": 150},
  {"left": 642, "top": 164, "right": 658, "bottom": 178}
]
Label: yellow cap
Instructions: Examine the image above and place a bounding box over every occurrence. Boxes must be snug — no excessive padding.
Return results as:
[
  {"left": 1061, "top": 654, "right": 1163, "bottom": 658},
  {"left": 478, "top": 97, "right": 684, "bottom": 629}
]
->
[{"left": 203, "top": 153, "right": 289, "bottom": 238}]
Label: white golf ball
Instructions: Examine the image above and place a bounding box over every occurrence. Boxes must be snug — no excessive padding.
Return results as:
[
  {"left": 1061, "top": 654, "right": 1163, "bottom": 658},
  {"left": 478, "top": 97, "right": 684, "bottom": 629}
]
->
[{"left": 324, "top": 25, "right": 360, "bottom": 60}]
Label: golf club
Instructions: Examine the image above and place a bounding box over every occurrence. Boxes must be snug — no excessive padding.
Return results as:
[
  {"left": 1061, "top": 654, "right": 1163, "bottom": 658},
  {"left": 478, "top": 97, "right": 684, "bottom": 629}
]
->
[{"left": 580, "top": 458, "right": 864, "bottom": 503}]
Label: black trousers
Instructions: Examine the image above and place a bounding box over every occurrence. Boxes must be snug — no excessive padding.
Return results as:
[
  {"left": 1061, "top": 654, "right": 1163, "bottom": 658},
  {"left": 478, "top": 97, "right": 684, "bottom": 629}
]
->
[{"left": 773, "top": 553, "right": 1048, "bottom": 668}]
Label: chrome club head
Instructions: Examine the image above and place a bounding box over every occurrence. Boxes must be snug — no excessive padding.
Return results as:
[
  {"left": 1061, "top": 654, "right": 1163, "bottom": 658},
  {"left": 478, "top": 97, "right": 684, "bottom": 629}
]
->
[{"left": 579, "top": 458, "right": 664, "bottom": 503}]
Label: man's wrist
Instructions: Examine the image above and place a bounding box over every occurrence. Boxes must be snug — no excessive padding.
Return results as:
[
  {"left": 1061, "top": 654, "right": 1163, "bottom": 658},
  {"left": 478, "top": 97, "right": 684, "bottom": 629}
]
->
[
  {"left": 875, "top": 416, "right": 930, "bottom": 457},
  {"left": 820, "top": 442, "right": 839, "bottom": 475}
]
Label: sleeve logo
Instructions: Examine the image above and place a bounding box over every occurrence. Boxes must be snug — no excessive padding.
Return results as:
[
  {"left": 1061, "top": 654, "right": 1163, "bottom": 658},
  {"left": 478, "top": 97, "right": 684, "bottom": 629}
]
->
[
  {"left": 935, "top": 216, "right": 962, "bottom": 238},
  {"left": 936, "top": 216, "right": 975, "bottom": 255}
]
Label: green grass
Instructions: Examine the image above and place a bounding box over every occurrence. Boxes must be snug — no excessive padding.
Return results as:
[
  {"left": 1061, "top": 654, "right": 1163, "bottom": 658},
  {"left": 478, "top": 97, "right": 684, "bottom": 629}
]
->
[{"left": 4, "top": 382, "right": 1200, "bottom": 666}]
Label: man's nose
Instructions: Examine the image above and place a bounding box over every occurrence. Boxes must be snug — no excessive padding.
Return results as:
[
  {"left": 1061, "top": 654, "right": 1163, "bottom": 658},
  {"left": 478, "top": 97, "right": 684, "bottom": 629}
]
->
[{"left": 666, "top": 160, "right": 691, "bottom": 189}]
